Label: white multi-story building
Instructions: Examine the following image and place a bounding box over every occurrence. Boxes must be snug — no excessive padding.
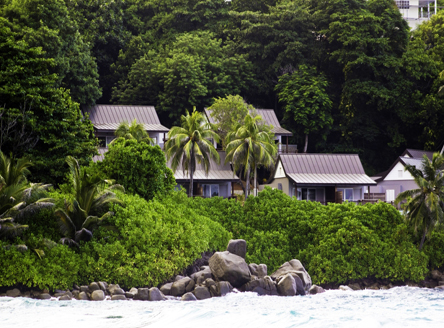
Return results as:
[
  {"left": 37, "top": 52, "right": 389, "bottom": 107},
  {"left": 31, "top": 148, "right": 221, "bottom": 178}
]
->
[{"left": 396, "top": 0, "right": 437, "bottom": 29}]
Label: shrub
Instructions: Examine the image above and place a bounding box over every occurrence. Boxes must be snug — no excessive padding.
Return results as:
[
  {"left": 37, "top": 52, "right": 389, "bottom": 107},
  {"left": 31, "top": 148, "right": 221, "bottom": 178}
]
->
[{"left": 94, "top": 138, "right": 176, "bottom": 200}]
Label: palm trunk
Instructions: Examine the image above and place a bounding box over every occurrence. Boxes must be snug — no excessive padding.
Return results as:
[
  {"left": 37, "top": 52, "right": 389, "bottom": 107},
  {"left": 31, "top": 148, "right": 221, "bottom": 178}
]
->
[
  {"left": 419, "top": 226, "right": 428, "bottom": 251},
  {"left": 189, "top": 148, "right": 194, "bottom": 197},
  {"left": 303, "top": 134, "right": 308, "bottom": 153},
  {"left": 245, "top": 166, "right": 251, "bottom": 197},
  {"left": 254, "top": 165, "right": 257, "bottom": 196}
]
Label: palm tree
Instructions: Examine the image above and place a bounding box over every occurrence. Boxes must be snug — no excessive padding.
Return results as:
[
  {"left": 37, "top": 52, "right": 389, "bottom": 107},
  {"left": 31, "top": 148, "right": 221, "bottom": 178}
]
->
[
  {"left": 165, "top": 107, "right": 220, "bottom": 197},
  {"left": 0, "top": 152, "right": 53, "bottom": 240},
  {"left": 225, "top": 114, "right": 277, "bottom": 197},
  {"left": 395, "top": 153, "right": 444, "bottom": 250},
  {"left": 55, "top": 156, "right": 124, "bottom": 247},
  {"left": 113, "top": 119, "right": 154, "bottom": 144}
]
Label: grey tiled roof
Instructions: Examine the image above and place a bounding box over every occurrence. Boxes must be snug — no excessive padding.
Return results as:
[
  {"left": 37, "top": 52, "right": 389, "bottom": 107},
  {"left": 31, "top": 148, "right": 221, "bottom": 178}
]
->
[
  {"left": 167, "top": 151, "right": 239, "bottom": 181},
  {"left": 204, "top": 108, "right": 293, "bottom": 136},
  {"left": 280, "top": 154, "right": 376, "bottom": 185},
  {"left": 404, "top": 149, "right": 435, "bottom": 160},
  {"left": 86, "top": 105, "right": 169, "bottom": 132},
  {"left": 399, "top": 157, "right": 424, "bottom": 171}
]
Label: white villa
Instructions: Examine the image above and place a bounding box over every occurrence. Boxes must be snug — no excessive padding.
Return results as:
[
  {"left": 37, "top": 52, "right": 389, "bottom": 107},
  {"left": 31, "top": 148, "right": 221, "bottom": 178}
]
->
[{"left": 396, "top": 0, "right": 437, "bottom": 28}]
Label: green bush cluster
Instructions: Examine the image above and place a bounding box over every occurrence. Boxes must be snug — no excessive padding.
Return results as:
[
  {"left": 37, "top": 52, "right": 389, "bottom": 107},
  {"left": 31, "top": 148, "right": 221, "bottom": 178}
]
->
[{"left": 188, "top": 187, "right": 429, "bottom": 285}]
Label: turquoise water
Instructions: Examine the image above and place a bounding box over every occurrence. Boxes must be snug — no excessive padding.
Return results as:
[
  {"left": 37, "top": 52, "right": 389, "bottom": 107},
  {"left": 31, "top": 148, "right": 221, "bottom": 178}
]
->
[{"left": 1, "top": 287, "right": 443, "bottom": 328}]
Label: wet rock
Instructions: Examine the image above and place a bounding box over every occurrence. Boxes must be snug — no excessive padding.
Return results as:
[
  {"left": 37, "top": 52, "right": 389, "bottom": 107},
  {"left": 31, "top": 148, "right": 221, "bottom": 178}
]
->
[
  {"left": 367, "top": 283, "right": 380, "bottom": 290},
  {"left": 111, "top": 295, "right": 126, "bottom": 301},
  {"left": 181, "top": 292, "right": 197, "bottom": 301},
  {"left": 193, "top": 286, "right": 211, "bottom": 300},
  {"left": 6, "top": 288, "right": 21, "bottom": 298},
  {"left": 59, "top": 294, "right": 72, "bottom": 301},
  {"left": 78, "top": 292, "right": 89, "bottom": 300},
  {"left": 241, "top": 276, "right": 278, "bottom": 296},
  {"left": 209, "top": 251, "right": 250, "bottom": 288},
  {"left": 89, "top": 282, "right": 100, "bottom": 292},
  {"left": 435, "top": 286, "right": 444, "bottom": 290},
  {"left": 277, "top": 274, "right": 296, "bottom": 296},
  {"left": 38, "top": 293, "right": 51, "bottom": 300},
  {"left": 171, "top": 277, "right": 195, "bottom": 297},
  {"left": 160, "top": 283, "right": 173, "bottom": 296},
  {"left": 91, "top": 290, "right": 105, "bottom": 301},
  {"left": 249, "top": 264, "right": 267, "bottom": 278},
  {"left": 309, "top": 285, "right": 325, "bottom": 295},
  {"left": 339, "top": 285, "right": 353, "bottom": 291},
  {"left": 226, "top": 239, "right": 247, "bottom": 259},
  {"left": 125, "top": 292, "right": 135, "bottom": 299},
  {"left": 134, "top": 288, "right": 149, "bottom": 301},
  {"left": 149, "top": 287, "right": 166, "bottom": 301},
  {"left": 270, "top": 259, "right": 311, "bottom": 294},
  {"left": 348, "top": 283, "right": 361, "bottom": 291},
  {"left": 209, "top": 281, "right": 233, "bottom": 297}
]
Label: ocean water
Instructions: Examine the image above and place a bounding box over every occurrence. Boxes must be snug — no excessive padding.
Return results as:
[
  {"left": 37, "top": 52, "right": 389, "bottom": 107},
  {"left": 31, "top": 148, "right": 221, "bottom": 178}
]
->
[{"left": 1, "top": 287, "right": 443, "bottom": 328}]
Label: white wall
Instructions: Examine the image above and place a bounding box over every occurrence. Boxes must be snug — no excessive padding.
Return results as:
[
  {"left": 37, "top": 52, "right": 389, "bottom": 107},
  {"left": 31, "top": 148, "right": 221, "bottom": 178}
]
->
[
  {"left": 384, "top": 162, "right": 414, "bottom": 181},
  {"left": 274, "top": 160, "right": 286, "bottom": 178}
]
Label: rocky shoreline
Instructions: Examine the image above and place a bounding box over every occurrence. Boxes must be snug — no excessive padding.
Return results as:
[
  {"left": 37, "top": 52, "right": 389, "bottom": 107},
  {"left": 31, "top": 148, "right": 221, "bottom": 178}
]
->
[{"left": 1, "top": 239, "right": 444, "bottom": 301}]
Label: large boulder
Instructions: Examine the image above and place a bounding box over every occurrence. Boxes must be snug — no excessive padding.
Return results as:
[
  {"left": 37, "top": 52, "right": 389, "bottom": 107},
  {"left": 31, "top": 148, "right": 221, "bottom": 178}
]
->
[
  {"left": 249, "top": 264, "right": 267, "bottom": 278},
  {"left": 134, "top": 288, "right": 149, "bottom": 300},
  {"left": 226, "top": 239, "right": 247, "bottom": 259},
  {"left": 111, "top": 295, "right": 127, "bottom": 301},
  {"left": 89, "top": 282, "right": 100, "bottom": 292},
  {"left": 107, "top": 284, "right": 124, "bottom": 295},
  {"left": 209, "top": 281, "right": 233, "bottom": 297},
  {"left": 181, "top": 292, "right": 197, "bottom": 301},
  {"left": 193, "top": 286, "right": 211, "bottom": 300},
  {"left": 191, "top": 266, "right": 213, "bottom": 283},
  {"left": 160, "top": 283, "right": 173, "bottom": 296},
  {"left": 240, "top": 276, "right": 278, "bottom": 296},
  {"left": 148, "top": 287, "right": 166, "bottom": 301},
  {"left": 270, "top": 259, "right": 312, "bottom": 294},
  {"left": 171, "top": 277, "right": 195, "bottom": 297},
  {"left": 209, "top": 251, "right": 251, "bottom": 288},
  {"left": 91, "top": 290, "right": 105, "bottom": 301},
  {"left": 38, "top": 293, "right": 51, "bottom": 300},
  {"left": 276, "top": 274, "right": 296, "bottom": 296},
  {"left": 6, "top": 288, "right": 21, "bottom": 298},
  {"left": 77, "top": 292, "right": 89, "bottom": 300}
]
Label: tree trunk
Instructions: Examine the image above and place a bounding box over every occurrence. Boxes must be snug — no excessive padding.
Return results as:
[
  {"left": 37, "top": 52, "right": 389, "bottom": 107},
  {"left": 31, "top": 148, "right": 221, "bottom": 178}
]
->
[
  {"left": 245, "top": 166, "right": 251, "bottom": 197},
  {"left": 254, "top": 165, "right": 257, "bottom": 196},
  {"left": 303, "top": 134, "right": 308, "bottom": 153},
  {"left": 189, "top": 148, "right": 194, "bottom": 197},
  {"left": 419, "top": 226, "right": 428, "bottom": 251}
]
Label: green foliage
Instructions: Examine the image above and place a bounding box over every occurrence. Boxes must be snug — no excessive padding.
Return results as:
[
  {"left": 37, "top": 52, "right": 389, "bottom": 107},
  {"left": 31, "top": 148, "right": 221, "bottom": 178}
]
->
[
  {"left": 79, "top": 191, "right": 231, "bottom": 288},
  {"left": 423, "top": 231, "right": 444, "bottom": 270},
  {"left": 97, "top": 138, "right": 176, "bottom": 200}
]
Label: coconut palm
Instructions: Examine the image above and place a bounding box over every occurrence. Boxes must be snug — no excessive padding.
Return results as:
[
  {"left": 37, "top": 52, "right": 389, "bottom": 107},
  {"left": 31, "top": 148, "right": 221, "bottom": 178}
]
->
[
  {"left": 395, "top": 153, "right": 444, "bottom": 250},
  {"left": 55, "top": 156, "right": 124, "bottom": 247},
  {"left": 225, "top": 114, "right": 277, "bottom": 197},
  {"left": 165, "top": 107, "right": 220, "bottom": 197},
  {"left": 0, "top": 152, "right": 53, "bottom": 240},
  {"left": 113, "top": 119, "right": 154, "bottom": 144}
]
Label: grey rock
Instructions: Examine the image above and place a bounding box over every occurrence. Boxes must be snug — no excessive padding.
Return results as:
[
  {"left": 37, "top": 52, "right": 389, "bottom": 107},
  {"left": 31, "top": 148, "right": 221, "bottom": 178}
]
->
[
  {"left": 129, "top": 287, "right": 138, "bottom": 294},
  {"left": 160, "top": 283, "right": 173, "bottom": 296},
  {"left": 181, "top": 292, "right": 197, "bottom": 301},
  {"left": 78, "top": 292, "right": 89, "bottom": 300},
  {"left": 125, "top": 292, "right": 135, "bottom": 299},
  {"left": 171, "top": 277, "right": 195, "bottom": 297},
  {"left": 431, "top": 270, "right": 442, "bottom": 281},
  {"left": 209, "top": 251, "right": 251, "bottom": 288},
  {"left": 111, "top": 295, "right": 127, "bottom": 301},
  {"left": 107, "top": 284, "right": 123, "bottom": 295},
  {"left": 38, "top": 293, "right": 51, "bottom": 300},
  {"left": 193, "top": 286, "right": 211, "bottom": 300},
  {"left": 91, "top": 290, "right": 105, "bottom": 301},
  {"left": 73, "top": 284, "right": 80, "bottom": 290},
  {"left": 367, "top": 283, "right": 380, "bottom": 290},
  {"left": 80, "top": 286, "right": 89, "bottom": 293},
  {"left": 134, "top": 288, "right": 149, "bottom": 301},
  {"left": 348, "top": 283, "right": 361, "bottom": 291},
  {"left": 175, "top": 275, "right": 185, "bottom": 281},
  {"left": 98, "top": 282, "right": 107, "bottom": 291},
  {"left": 277, "top": 274, "right": 296, "bottom": 296},
  {"left": 191, "top": 267, "right": 213, "bottom": 283},
  {"left": 204, "top": 278, "right": 216, "bottom": 289},
  {"left": 434, "top": 286, "right": 444, "bottom": 290},
  {"left": 241, "top": 276, "right": 278, "bottom": 296},
  {"left": 309, "top": 285, "right": 325, "bottom": 295},
  {"left": 149, "top": 287, "right": 166, "bottom": 301},
  {"left": 439, "top": 281, "right": 444, "bottom": 286},
  {"left": 210, "top": 281, "right": 233, "bottom": 297},
  {"left": 249, "top": 263, "right": 267, "bottom": 278},
  {"left": 6, "top": 288, "right": 21, "bottom": 298},
  {"left": 59, "top": 294, "right": 72, "bottom": 301},
  {"left": 270, "top": 259, "right": 312, "bottom": 294},
  {"left": 226, "top": 239, "right": 247, "bottom": 259},
  {"left": 165, "top": 295, "right": 177, "bottom": 301},
  {"left": 89, "top": 282, "right": 100, "bottom": 292},
  {"left": 339, "top": 285, "right": 353, "bottom": 291},
  {"left": 72, "top": 290, "right": 80, "bottom": 299}
]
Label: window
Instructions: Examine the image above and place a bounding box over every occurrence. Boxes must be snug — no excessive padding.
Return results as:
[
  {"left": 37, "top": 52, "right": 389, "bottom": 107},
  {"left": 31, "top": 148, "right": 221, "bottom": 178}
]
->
[
  {"left": 337, "top": 188, "right": 353, "bottom": 201},
  {"left": 395, "top": 1, "right": 409, "bottom": 9},
  {"left": 297, "top": 188, "right": 316, "bottom": 201},
  {"left": 98, "top": 137, "right": 106, "bottom": 147},
  {"left": 278, "top": 183, "right": 283, "bottom": 191},
  {"left": 398, "top": 170, "right": 403, "bottom": 178},
  {"left": 106, "top": 136, "right": 115, "bottom": 146},
  {"left": 203, "top": 184, "right": 219, "bottom": 198}
]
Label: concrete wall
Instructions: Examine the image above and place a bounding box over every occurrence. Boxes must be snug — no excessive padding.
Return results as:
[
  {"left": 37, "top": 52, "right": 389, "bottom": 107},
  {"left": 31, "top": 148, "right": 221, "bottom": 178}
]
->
[
  {"left": 385, "top": 162, "right": 414, "bottom": 181},
  {"left": 266, "top": 177, "right": 291, "bottom": 195},
  {"left": 370, "top": 180, "right": 418, "bottom": 200}
]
